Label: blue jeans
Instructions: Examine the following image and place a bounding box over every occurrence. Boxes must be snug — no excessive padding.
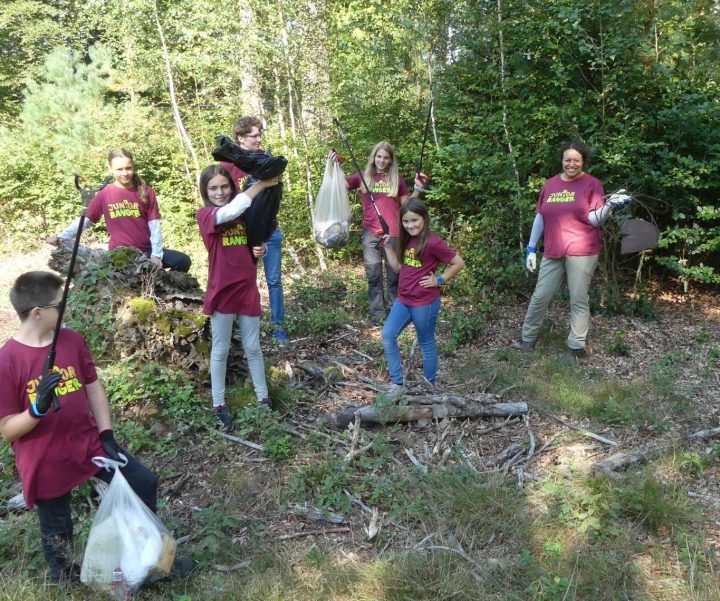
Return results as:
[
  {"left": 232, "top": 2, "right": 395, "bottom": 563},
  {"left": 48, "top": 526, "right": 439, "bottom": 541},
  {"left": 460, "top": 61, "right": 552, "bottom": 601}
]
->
[
  {"left": 363, "top": 230, "right": 399, "bottom": 321},
  {"left": 263, "top": 227, "right": 285, "bottom": 326},
  {"left": 382, "top": 297, "right": 441, "bottom": 385}
]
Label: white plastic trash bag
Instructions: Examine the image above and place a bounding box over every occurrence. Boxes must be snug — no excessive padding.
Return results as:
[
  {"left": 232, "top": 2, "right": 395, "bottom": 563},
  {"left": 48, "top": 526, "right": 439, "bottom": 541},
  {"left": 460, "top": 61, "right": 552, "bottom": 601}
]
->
[
  {"left": 80, "top": 456, "right": 177, "bottom": 596},
  {"left": 314, "top": 157, "right": 351, "bottom": 248}
]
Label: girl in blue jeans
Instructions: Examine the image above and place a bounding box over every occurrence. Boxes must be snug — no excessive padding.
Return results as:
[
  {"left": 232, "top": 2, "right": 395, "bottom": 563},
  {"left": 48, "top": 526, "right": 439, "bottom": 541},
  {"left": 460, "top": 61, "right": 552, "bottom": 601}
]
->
[{"left": 382, "top": 199, "right": 464, "bottom": 396}]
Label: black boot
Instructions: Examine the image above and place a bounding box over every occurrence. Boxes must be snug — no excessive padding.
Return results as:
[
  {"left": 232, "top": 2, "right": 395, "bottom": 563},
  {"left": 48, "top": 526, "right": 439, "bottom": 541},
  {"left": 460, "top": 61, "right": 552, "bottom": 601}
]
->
[{"left": 42, "top": 532, "right": 79, "bottom": 586}]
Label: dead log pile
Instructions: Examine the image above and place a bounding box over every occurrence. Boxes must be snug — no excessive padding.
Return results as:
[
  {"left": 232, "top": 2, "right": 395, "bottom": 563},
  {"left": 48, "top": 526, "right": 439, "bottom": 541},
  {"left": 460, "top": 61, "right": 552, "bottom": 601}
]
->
[{"left": 48, "top": 245, "right": 248, "bottom": 379}]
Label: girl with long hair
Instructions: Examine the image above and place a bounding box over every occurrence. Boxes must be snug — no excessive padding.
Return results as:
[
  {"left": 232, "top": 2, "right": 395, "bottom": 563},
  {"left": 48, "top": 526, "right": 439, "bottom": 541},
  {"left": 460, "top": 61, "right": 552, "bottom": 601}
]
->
[
  {"left": 381, "top": 198, "right": 464, "bottom": 397},
  {"left": 47, "top": 148, "right": 191, "bottom": 272}
]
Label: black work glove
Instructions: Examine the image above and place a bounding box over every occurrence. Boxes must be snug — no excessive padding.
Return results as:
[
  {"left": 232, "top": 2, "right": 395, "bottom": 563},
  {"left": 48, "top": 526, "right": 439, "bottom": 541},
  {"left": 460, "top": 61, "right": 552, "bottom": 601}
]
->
[
  {"left": 99, "top": 429, "right": 122, "bottom": 461},
  {"left": 30, "top": 372, "right": 62, "bottom": 418}
]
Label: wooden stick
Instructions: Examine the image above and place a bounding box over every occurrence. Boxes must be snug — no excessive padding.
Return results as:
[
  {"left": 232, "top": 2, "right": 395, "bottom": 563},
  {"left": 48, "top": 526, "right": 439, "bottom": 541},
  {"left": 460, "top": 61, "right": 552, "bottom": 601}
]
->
[
  {"left": 216, "top": 431, "right": 264, "bottom": 452},
  {"left": 276, "top": 527, "right": 350, "bottom": 541},
  {"left": 404, "top": 448, "right": 428, "bottom": 473}
]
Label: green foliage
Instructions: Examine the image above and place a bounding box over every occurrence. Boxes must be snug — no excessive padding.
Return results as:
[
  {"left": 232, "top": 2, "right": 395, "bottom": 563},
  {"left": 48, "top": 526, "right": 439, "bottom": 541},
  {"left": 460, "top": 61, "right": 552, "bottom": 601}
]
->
[
  {"left": 541, "top": 470, "right": 693, "bottom": 538},
  {"left": 234, "top": 404, "right": 296, "bottom": 460},
  {"left": 101, "top": 358, "right": 207, "bottom": 434},
  {"left": 288, "top": 455, "right": 354, "bottom": 512},
  {"left": 606, "top": 328, "right": 630, "bottom": 356},
  {"left": 440, "top": 300, "right": 490, "bottom": 352},
  {"left": 64, "top": 274, "right": 116, "bottom": 361},
  {"left": 656, "top": 204, "right": 720, "bottom": 289},
  {"left": 285, "top": 271, "right": 362, "bottom": 334}
]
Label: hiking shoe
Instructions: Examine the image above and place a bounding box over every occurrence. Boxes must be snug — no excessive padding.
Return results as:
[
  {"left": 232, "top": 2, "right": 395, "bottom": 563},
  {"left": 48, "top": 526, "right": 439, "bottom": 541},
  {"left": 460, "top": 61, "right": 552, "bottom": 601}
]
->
[
  {"left": 385, "top": 383, "right": 407, "bottom": 402},
  {"left": 258, "top": 397, "right": 273, "bottom": 411},
  {"left": 514, "top": 339, "right": 536, "bottom": 353},
  {"left": 564, "top": 347, "right": 588, "bottom": 363},
  {"left": 50, "top": 563, "right": 81, "bottom": 588},
  {"left": 272, "top": 328, "right": 290, "bottom": 345},
  {"left": 214, "top": 404, "right": 234, "bottom": 432}
]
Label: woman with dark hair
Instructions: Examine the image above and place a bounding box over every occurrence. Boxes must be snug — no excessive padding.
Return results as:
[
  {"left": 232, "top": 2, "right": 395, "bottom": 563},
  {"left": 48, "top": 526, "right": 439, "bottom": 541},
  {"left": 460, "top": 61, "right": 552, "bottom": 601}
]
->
[
  {"left": 196, "top": 164, "right": 279, "bottom": 431},
  {"left": 47, "top": 148, "right": 191, "bottom": 272},
  {"left": 517, "top": 141, "right": 629, "bottom": 361}
]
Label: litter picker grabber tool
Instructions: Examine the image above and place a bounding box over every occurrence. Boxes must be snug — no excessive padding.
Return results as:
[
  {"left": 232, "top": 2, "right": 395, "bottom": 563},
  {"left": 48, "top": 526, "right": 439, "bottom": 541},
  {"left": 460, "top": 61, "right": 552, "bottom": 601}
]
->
[
  {"left": 42, "top": 174, "right": 112, "bottom": 411},
  {"left": 332, "top": 117, "right": 390, "bottom": 241},
  {"left": 415, "top": 102, "right": 432, "bottom": 185}
]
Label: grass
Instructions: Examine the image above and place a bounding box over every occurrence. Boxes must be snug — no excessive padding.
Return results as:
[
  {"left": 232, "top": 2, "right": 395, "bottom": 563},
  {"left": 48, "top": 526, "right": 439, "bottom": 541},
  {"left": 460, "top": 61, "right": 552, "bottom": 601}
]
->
[{"left": 1, "top": 266, "right": 719, "bottom": 600}]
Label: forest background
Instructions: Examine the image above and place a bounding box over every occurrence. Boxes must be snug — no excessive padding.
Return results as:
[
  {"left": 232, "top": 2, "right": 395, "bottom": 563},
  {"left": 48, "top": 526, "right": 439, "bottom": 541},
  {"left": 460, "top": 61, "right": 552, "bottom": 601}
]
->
[
  {"left": 1, "top": 0, "right": 719, "bottom": 297},
  {"left": 1, "top": 2, "right": 720, "bottom": 600}
]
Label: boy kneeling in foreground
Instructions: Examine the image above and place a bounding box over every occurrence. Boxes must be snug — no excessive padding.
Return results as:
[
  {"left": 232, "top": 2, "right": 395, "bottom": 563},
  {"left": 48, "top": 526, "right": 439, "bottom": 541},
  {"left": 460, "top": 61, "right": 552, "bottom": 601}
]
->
[{"left": 0, "top": 271, "right": 157, "bottom": 586}]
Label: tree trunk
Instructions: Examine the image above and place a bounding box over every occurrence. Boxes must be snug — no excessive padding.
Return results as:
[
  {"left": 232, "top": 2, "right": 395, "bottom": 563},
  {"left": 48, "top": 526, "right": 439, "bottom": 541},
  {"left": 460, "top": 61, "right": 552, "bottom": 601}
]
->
[{"left": 153, "top": 1, "right": 200, "bottom": 180}]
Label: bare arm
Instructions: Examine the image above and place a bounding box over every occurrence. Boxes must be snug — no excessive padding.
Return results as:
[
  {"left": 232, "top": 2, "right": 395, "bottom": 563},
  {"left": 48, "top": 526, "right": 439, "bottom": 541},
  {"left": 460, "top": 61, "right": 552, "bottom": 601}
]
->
[
  {"left": 420, "top": 253, "right": 465, "bottom": 288},
  {"left": 86, "top": 380, "right": 112, "bottom": 432},
  {"left": 0, "top": 410, "right": 41, "bottom": 443}
]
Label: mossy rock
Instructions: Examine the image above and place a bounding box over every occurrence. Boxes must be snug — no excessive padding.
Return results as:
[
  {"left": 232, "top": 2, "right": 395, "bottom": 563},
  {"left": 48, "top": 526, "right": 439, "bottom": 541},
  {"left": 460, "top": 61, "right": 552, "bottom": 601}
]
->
[{"left": 126, "top": 297, "right": 158, "bottom": 324}]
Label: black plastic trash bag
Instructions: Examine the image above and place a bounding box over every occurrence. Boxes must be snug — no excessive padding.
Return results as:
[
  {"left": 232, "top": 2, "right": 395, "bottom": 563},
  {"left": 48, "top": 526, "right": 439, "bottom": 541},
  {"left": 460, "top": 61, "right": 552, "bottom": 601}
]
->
[
  {"left": 212, "top": 135, "right": 288, "bottom": 180},
  {"left": 212, "top": 135, "right": 288, "bottom": 251}
]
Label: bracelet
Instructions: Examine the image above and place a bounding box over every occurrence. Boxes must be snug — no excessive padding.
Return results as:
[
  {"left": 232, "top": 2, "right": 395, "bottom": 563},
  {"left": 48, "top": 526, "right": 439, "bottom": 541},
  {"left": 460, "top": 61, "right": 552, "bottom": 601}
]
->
[{"left": 28, "top": 403, "right": 47, "bottom": 419}]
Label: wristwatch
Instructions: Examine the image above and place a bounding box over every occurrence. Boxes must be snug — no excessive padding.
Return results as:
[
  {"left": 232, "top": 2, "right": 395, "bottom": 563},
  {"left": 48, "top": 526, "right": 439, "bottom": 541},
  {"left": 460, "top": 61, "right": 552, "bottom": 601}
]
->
[{"left": 436, "top": 275, "right": 445, "bottom": 287}]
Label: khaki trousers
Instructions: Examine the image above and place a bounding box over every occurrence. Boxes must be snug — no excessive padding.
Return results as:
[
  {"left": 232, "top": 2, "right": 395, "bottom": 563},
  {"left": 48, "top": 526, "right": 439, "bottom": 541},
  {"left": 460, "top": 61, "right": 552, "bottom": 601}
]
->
[{"left": 521, "top": 254, "right": 599, "bottom": 350}]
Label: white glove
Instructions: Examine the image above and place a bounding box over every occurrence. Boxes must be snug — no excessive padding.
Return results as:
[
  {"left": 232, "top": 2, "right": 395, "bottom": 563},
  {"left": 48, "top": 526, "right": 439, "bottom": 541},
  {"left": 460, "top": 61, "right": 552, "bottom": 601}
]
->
[
  {"left": 526, "top": 252, "right": 537, "bottom": 272},
  {"left": 606, "top": 189, "right": 631, "bottom": 211}
]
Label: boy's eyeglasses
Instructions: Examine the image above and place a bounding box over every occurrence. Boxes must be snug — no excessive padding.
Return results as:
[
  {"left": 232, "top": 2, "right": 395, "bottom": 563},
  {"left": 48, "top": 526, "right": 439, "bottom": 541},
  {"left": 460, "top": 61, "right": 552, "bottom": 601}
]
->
[{"left": 38, "top": 303, "right": 62, "bottom": 310}]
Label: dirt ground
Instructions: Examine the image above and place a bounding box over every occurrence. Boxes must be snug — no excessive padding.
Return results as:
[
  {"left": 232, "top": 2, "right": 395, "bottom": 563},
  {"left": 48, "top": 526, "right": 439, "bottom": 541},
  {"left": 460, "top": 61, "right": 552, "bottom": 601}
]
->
[{"left": 2, "top": 247, "right": 720, "bottom": 575}]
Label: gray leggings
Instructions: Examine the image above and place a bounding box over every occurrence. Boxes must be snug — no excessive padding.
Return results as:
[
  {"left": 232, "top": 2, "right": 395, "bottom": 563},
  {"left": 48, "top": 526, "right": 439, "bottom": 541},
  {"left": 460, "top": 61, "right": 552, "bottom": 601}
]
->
[{"left": 210, "top": 312, "right": 268, "bottom": 406}]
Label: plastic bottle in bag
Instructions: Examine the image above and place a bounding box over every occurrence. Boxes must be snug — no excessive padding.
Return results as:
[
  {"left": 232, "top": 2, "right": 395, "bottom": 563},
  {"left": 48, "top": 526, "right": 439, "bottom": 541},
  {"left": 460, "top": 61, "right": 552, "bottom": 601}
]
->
[{"left": 111, "top": 567, "right": 129, "bottom": 600}]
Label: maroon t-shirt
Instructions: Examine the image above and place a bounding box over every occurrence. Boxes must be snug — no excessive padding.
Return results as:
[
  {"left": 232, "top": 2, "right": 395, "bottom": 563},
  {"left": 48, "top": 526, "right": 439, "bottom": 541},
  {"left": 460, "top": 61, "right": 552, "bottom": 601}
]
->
[
  {"left": 196, "top": 206, "right": 261, "bottom": 316},
  {"left": 219, "top": 162, "right": 250, "bottom": 191},
  {"left": 397, "top": 233, "right": 458, "bottom": 307},
  {"left": 0, "top": 328, "right": 104, "bottom": 508},
  {"left": 346, "top": 172, "right": 408, "bottom": 237},
  {"left": 86, "top": 183, "right": 161, "bottom": 253},
  {"left": 536, "top": 173, "right": 605, "bottom": 259}
]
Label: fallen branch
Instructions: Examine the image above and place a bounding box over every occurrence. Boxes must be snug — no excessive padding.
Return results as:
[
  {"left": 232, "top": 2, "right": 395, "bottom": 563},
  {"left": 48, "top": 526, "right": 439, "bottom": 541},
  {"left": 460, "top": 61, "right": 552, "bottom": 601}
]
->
[
  {"left": 276, "top": 527, "right": 350, "bottom": 541},
  {"left": 591, "top": 448, "right": 662, "bottom": 479},
  {"left": 689, "top": 427, "right": 720, "bottom": 440},
  {"left": 288, "top": 502, "right": 344, "bottom": 524},
  {"left": 317, "top": 401, "right": 528, "bottom": 429},
  {"left": 542, "top": 411, "right": 618, "bottom": 446},
  {"left": 344, "top": 411, "right": 362, "bottom": 460},
  {"left": 214, "top": 561, "right": 251, "bottom": 572},
  {"left": 404, "top": 448, "right": 428, "bottom": 473},
  {"left": 487, "top": 441, "right": 526, "bottom": 467},
  {"left": 216, "top": 431, "right": 265, "bottom": 452}
]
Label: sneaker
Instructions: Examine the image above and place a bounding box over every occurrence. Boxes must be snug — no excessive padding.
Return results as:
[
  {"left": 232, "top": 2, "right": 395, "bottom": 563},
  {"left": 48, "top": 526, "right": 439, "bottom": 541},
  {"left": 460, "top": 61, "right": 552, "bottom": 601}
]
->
[
  {"left": 214, "top": 404, "right": 234, "bottom": 432},
  {"left": 385, "top": 383, "right": 407, "bottom": 401},
  {"left": 564, "top": 347, "right": 588, "bottom": 363},
  {"left": 514, "top": 339, "right": 536, "bottom": 353},
  {"left": 258, "top": 397, "right": 273, "bottom": 411},
  {"left": 272, "top": 328, "right": 290, "bottom": 345}
]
